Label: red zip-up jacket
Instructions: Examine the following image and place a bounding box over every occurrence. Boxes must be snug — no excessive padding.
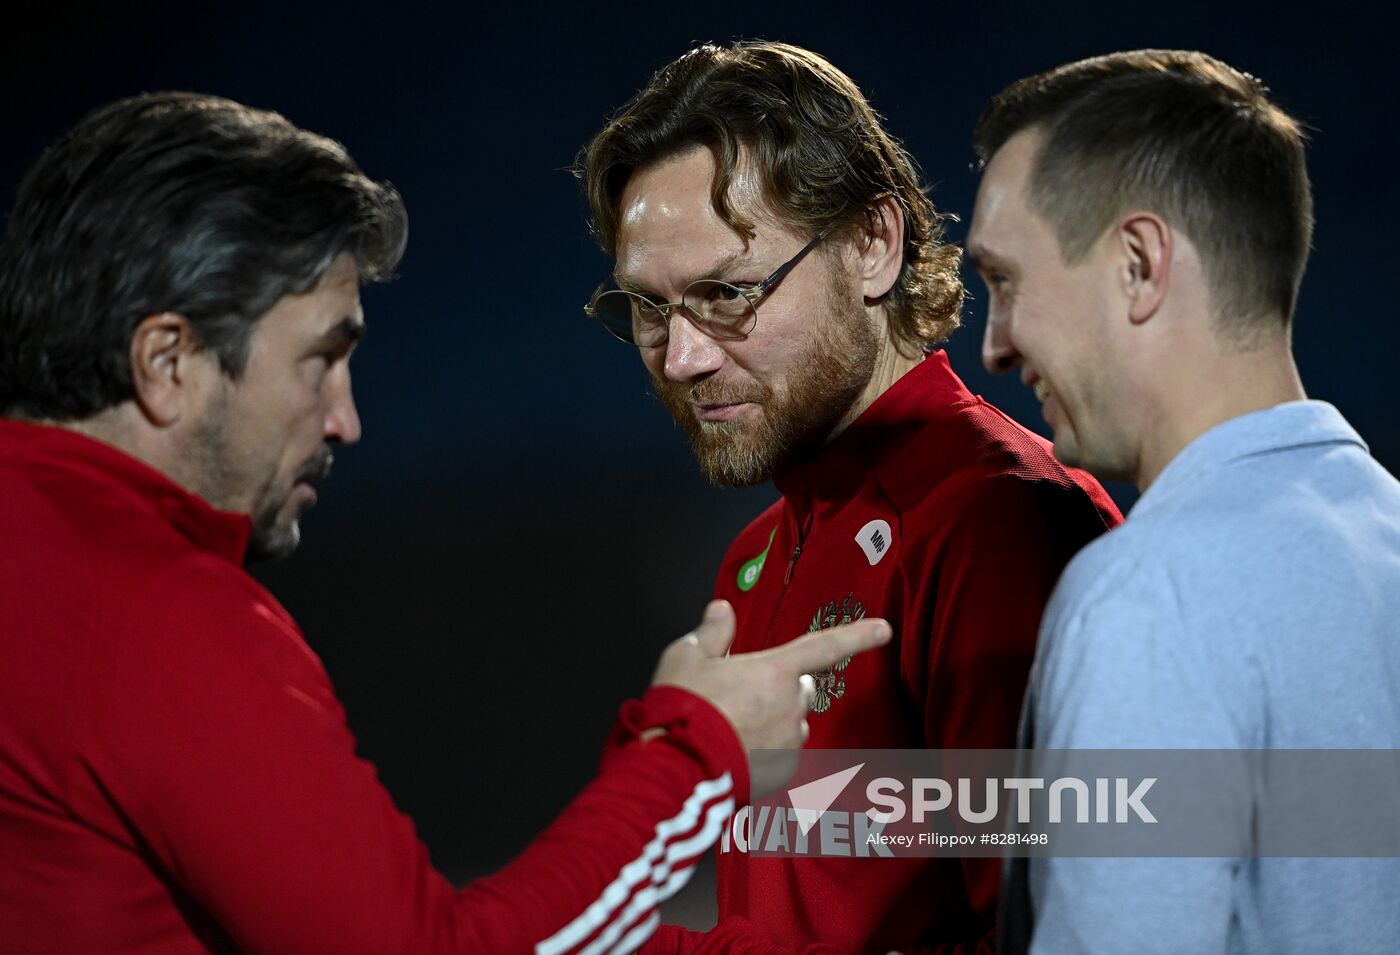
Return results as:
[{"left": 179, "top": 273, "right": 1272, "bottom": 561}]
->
[
  {"left": 0, "top": 418, "right": 748, "bottom": 954},
  {"left": 645, "top": 353, "right": 1121, "bottom": 954}
]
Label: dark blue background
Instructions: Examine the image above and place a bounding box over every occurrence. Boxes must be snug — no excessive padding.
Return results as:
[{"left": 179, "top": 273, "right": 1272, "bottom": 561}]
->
[{"left": 6, "top": 0, "right": 1396, "bottom": 918}]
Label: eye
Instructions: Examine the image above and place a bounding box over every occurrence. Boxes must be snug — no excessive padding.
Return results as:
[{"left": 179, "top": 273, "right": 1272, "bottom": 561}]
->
[
  {"left": 631, "top": 295, "right": 666, "bottom": 322},
  {"left": 980, "top": 270, "right": 1014, "bottom": 300},
  {"left": 305, "top": 347, "right": 347, "bottom": 380}
]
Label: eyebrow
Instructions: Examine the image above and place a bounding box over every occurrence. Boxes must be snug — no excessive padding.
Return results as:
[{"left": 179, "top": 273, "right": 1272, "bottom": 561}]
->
[
  {"left": 965, "top": 245, "right": 993, "bottom": 272},
  {"left": 614, "top": 249, "right": 755, "bottom": 297},
  {"left": 318, "top": 316, "right": 366, "bottom": 348}
]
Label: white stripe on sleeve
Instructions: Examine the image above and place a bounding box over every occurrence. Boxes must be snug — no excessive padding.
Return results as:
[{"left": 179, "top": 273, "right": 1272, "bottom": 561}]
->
[
  {"left": 592, "top": 795, "right": 735, "bottom": 955},
  {"left": 535, "top": 772, "right": 734, "bottom": 955}
]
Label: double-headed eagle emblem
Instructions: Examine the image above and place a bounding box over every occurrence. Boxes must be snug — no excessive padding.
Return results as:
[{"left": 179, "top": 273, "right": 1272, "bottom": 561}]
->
[{"left": 806, "top": 592, "right": 865, "bottom": 713}]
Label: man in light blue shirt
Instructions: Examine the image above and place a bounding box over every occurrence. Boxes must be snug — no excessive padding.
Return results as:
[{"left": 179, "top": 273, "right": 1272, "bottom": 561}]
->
[{"left": 966, "top": 50, "right": 1400, "bottom": 953}]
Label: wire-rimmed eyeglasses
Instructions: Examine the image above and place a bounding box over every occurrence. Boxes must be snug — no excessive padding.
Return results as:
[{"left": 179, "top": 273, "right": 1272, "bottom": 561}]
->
[{"left": 583, "top": 232, "right": 827, "bottom": 347}]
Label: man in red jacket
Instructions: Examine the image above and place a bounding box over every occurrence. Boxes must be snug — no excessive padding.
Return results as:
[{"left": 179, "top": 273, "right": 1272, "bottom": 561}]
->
[
  {"left": 0, "top": 92, "right": 889, "bottom": 954},
  {"left": 578, "top": 42, "right": 1122, "bottom": 953}
]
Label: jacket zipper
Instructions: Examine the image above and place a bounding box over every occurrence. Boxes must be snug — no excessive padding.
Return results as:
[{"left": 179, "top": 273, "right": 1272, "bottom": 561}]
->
[
  {"left": 760, "top": 510, "right": 808, "bottom": 650},
  {"left": 784, "top": 544, "right": 802, "bottom": 585}
]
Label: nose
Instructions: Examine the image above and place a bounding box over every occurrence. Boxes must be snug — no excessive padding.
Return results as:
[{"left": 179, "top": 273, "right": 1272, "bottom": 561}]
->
[
  {"left": 981, "top": 304, "right": 1021, "bottom": 375},
  {"left": 324, "top": 365, "right": 362, "bottom": 445},
  {"left": 662, "top": 310, "right": 726, "bottom": 383}
]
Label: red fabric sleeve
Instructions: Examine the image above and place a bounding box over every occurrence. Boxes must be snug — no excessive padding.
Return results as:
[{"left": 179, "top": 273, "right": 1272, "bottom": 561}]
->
[{"left": 81, "top": 572, "right": 748, "bottom": 955}]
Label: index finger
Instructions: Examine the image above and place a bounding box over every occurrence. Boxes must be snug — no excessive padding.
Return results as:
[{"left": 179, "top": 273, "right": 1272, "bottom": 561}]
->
[{"left": 765, "top": 619, "right": 892, "bottom": 674}]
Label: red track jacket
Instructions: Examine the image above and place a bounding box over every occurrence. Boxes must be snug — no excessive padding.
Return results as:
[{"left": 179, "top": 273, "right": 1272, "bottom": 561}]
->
[
  {"left": 645, "top": 353, "right": 1121, "bottom": 954},
  {"left": 0, "top": 418, "right": 748, "bottom": 954}
]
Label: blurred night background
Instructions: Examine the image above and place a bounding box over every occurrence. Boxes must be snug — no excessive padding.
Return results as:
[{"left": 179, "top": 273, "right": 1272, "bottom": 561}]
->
[{"left": 5, "top": 0, "right": 1397, "bottom": 927}]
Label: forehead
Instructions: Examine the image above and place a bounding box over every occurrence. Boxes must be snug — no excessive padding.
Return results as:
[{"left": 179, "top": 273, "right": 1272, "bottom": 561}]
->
[
  {"left": 253, "top": 252, "right": 363, "bottom": 340},
  {"left": 968, "top": 129, "right": 1043, "bottom": 253},
  {"left": 614, "top": 146, "right": 783, "bottom": 282},
  {"left": 311, "top": 252, "right": 362, "bottom": 298}
]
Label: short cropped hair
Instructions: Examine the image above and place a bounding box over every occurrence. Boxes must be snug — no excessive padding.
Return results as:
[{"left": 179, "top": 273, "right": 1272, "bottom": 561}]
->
[
  {"left": 0, "top": 92, "right": 408, "bottom": 420},
  {"left": 578, "top": 40, "right": 963, "bottom": 349},
  {"left": 975, "top": 50, "right": 1312, "bottom": 329}
]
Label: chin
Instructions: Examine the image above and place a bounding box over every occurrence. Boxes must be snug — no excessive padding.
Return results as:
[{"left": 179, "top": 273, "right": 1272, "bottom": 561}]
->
[
  {"left": 693, "top": 437, "right": 778, "bottom": 488},
  {"left": 695, "top": 453, "right": 772, "bottom": 488},
  {"left": 247, "top": 514, "right": 303, "bottom": 562},
  {"left": 701, "top": 465, "right": 772, "bottom": 489}
]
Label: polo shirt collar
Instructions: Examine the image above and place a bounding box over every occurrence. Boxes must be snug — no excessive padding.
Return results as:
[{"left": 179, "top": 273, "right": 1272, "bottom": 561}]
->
[{"left": 1135, "top": 400, "right": 1366, "bottom": 517}]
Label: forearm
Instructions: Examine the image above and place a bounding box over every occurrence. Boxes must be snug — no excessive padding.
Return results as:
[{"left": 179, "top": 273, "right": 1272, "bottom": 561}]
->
[{"left": 459, "top": 686, "right": 748, "bottom": 954}]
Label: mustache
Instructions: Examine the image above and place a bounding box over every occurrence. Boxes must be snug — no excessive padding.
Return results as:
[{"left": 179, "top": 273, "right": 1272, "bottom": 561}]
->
[
  {"left": 296, "top": 447, "right": 334, "bottom": 484},
  {"left": 654, "top": 377, "right": 767, "bottom": 407}
]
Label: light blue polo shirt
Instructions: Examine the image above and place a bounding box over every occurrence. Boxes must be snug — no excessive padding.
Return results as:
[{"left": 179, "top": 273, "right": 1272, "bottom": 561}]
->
[{"left": 1028, "top": 401, "right": 1400, "bottom": 954}]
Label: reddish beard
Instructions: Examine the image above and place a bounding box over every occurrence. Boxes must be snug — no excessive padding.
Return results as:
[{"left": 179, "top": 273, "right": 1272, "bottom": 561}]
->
[{"left": 650, "top": 295, "right": 878, "bottom": 487}]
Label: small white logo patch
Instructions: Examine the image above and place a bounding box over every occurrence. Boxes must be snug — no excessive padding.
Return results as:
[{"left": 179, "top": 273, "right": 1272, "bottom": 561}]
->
[{"left": 855, "top": 519, "right": 893, "bottom": 566}]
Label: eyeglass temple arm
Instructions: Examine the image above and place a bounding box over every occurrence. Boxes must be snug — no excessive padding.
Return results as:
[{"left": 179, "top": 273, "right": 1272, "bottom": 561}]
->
[
  {"left": 583, "top": 272, "right": 615, "bottom": 316},
  {"left": 750, "top": 231, "right": 829, "bottom": 301}
]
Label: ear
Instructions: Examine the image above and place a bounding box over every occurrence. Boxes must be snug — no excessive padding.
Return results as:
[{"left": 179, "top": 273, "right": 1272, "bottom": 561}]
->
[
  {"left": 859, "top": 193, "right": 906, "bottom": 301},
  {"left": 1117, "top": 212, "right": 1172, "bottom": 324},
  {"left": 128, "top": 312, "right": 214, "bottom": 427}
]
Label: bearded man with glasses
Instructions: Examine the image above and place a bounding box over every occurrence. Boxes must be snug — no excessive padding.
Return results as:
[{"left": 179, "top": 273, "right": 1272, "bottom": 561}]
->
[{"left": 579, "top": 41, "right": 1123, "bottom": 954}]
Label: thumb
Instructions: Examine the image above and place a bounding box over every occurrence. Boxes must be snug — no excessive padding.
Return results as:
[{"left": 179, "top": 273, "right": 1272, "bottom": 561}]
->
[{"left": 692, "top": 600, "right": 736, "bottom": 658}]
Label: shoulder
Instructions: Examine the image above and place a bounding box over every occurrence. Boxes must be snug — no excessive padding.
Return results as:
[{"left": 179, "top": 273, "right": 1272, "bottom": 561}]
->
[
  {"left": 79, "top": 547, "right": 343, "bottom": 773},
  {"left": 1, "top": 463, "right": 293, "bottom": 653},
  {"left": 1034, "top": 514, "right": 1267, "bottom": 747},
  {"left": 878, "top": 395, "right": 1120, "bottom": 536},
  {"left": 1034, "top": 433, "right": 1400, "bottom": 749},
  {"left": 142, "top": 552, "right": 328, "bottom": 704},
  {"left": 67, "top": 505, "right": 326, "bottom": 703},
  {"left": 887, "top": 451, "right": 1119, "bottom": 586}
]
